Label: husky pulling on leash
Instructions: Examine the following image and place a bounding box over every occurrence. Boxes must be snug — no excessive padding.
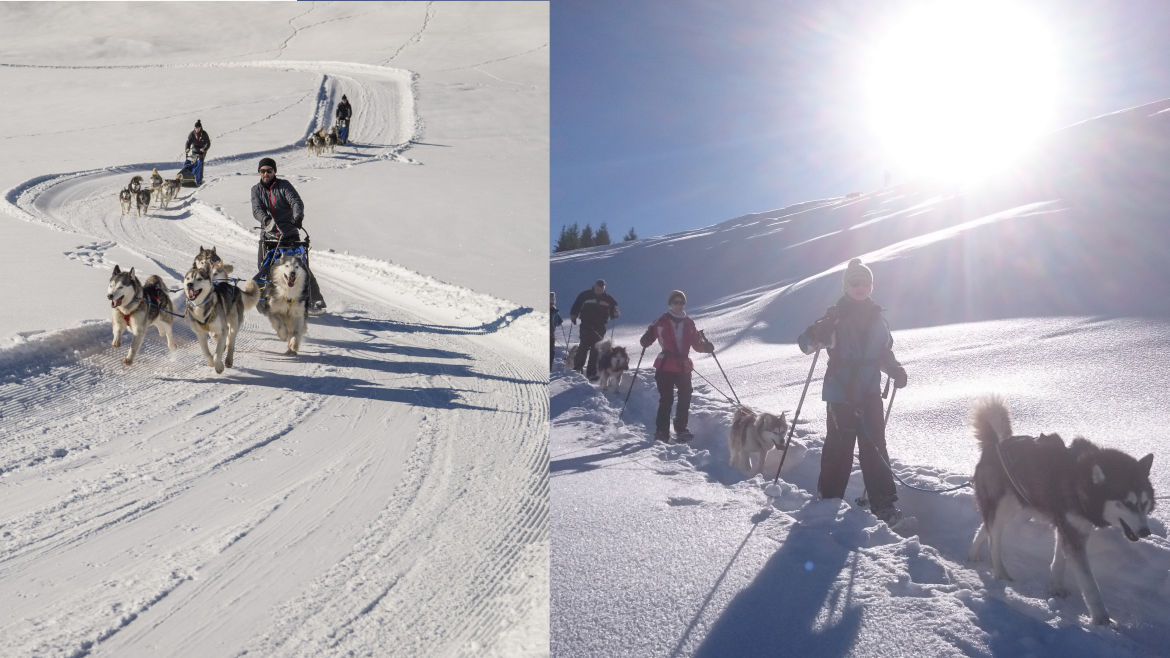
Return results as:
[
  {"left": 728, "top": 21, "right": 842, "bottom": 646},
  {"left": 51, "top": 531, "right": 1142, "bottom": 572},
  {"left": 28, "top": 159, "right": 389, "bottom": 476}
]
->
[
  {"left": 127, "top": 175, "right": 143, "bottom": 194},
  {"left": 135, "top": 189, "right": 152, "bottom": 217},
  {"left": 119, "top": 187, "right": 133, "bottom": 215},
  {"left": 183, "top": 264, "right": 259, "bottom": 373},
  {"left": 161, "top": 174, "right": 182, "bottom": 209},
  {"left": 969, "top": 395, "right": 1156, "bottom": 625},
  {"left": 149, "top": 168, "right": 164, "bottom": 204},
  {"left": 594, "top": 337, "right": 630, "bottom": 392},
  {"left": 192, "top": 245, "right": 235, "bottom": 284},
  {"left": 729, "top": 406, "right": 790, "bottom": 476},
  {"left": 259, "top": 251, "right": 310, "bottom": 354},
  {"left": 107, "top": 265, "right": 177, "bottom": 365}
]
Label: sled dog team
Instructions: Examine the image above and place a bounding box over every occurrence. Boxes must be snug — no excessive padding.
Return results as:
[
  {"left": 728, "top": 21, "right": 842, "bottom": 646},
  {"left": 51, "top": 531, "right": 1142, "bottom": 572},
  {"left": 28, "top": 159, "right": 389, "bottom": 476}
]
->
[
  {"left": 119, "top": 170, "right": 183, "bottom": 217},
  {"left": 107, "top": 245, "right": 311, "bottom": 373}
]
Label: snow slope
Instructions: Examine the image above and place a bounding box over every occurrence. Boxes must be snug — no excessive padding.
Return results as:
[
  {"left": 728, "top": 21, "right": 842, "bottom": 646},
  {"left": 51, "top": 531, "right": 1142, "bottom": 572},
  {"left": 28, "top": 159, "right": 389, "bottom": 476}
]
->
[
  {"left": 0, "top": 3, "right": 548, "bottom": 656},
  {"left": 551, "top": 101, "right": 1170, "bottom": 656}
]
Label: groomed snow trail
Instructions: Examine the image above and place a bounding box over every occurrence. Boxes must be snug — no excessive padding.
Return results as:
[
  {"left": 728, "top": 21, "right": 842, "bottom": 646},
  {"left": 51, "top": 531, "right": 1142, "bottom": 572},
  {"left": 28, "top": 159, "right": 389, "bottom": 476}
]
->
[{"left": 0, "top": 60, "right": 546, "bottom": 657}]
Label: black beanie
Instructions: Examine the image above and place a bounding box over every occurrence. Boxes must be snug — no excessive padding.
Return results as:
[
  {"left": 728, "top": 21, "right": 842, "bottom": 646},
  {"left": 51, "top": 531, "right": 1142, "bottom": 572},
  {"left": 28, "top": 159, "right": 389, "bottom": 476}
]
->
[
  {"left": 194, "top": 119, "right": 202, "bottom": 129},
  {"left": 258, "top": 157, "right": 277, "bottom": 173}
]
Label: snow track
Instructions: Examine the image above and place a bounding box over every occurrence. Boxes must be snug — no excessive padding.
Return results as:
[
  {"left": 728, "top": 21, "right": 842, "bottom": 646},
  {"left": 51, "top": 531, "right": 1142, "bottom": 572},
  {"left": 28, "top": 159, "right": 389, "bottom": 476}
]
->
[{"left": 0, "top": 58, "right": 546, "bottom": 656}]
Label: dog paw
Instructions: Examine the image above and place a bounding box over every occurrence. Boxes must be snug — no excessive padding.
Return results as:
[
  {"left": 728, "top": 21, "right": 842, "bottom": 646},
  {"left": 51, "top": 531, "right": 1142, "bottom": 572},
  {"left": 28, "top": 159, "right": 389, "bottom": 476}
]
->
[
  {"left": 215, "top": 363, "right": 224, "bottom": 374},
  {"left": 122, "top": 358, "right": 133, "bottom": 366},
  {"left": 225, "top": 357, "right": 233, "bottom": 368}
]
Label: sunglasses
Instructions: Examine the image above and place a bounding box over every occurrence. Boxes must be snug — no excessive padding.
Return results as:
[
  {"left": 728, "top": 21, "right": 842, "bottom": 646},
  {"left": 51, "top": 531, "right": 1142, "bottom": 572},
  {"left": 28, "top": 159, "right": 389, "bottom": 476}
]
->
[
  {"left": 846, "top": 279, "right": 871, "bottom": 288},
  {"left": 669, "top": 299, "right": 685, "bottom": 306},
  {"left": 259, "top": 168, "right": 275, "bottom": 173}
]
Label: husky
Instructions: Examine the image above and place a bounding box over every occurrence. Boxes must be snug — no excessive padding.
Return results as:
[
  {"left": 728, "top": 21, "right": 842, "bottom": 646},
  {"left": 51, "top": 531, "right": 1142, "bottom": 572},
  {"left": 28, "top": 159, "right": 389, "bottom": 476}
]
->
[
  {"left": 324, "top": 126, "right": 338, "bottom": 153},
  {"left": 161, "top": 174, "right": 181, "bottom": 209},
  {"left": 192, "top": 245, "right": 235, "bottom": 284},
  {"left": 183, "top": 264, "right": 260, "bottom": 373},
  {"left": 135, "top": 189, "right": 152, "bottom": 217},
  {"left": 728, "top": 406, "right": 790, "bottom": 476},
  {"left": 594, "top": 338, "right": 629, "bottom": 392},
  {"left": 306, "top": 130, "right": 324, "bottom": 157},
  {"left": 968, "top": 395, "right": 1156, "bottom": 625},
  {"left": 107, "top": 265, "right": 177, "bottom": 365},
  {"left": 259, "top": 251, "right": 310, "bottom": 354},
  {"left": 128, "top": 175, "right": 143, "bottom": 194},
  {"left": 149, "top": 168, "right": 164, "bottom": 203},
  {"left": 119, "top": 187, "right": 133, "bottom": 215}
]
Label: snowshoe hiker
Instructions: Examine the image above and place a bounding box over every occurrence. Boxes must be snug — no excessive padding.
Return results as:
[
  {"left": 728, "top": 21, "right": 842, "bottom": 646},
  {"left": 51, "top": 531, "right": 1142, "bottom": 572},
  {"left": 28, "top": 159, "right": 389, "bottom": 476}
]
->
[
  {"left": 797, "top": 258, "right": 908, "bottom": 525},
  {"left": 569, "top": 279, "right": 620, "bottom": 381},
  {"left": 251, "top": 157, "right": 326, "bottom": 314},
  {"left": 639, "top": 290, "right": 714, "bottom": 442}
]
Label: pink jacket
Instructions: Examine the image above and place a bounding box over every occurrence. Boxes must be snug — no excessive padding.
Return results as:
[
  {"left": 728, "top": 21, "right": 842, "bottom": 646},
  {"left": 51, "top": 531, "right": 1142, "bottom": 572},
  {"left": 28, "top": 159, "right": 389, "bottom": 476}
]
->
[{"left": 640, "top": 312, "right": 712, "bottom": 374}]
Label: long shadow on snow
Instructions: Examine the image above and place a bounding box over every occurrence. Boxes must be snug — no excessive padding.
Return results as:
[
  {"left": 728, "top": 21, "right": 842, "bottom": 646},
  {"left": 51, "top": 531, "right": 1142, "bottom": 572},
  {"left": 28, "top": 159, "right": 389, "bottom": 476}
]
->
[
  {"left": 292, "top": 349, "right": 541, "bottom": 386},
  {"left": 692, "top": 505, "right": 863, "bottom": 658},
  {"left": 311, "top": 307, "right": 534, "bottom": 336},
  {"left": 309, "top": 337, "right": 466, "bottom": 360},
  {"left": 160, "top": 369, "right": 499, "bottom": 412},
  {"left": 549, "top": 440, "right": 646, "bottom": 476}
]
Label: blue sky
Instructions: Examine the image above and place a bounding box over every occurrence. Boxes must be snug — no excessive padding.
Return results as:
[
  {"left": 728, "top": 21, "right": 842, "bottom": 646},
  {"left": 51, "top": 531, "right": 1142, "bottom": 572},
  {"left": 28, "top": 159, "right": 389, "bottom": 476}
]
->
[{"left": 551, "top": 0, "right": 1170, "bottom": 249}]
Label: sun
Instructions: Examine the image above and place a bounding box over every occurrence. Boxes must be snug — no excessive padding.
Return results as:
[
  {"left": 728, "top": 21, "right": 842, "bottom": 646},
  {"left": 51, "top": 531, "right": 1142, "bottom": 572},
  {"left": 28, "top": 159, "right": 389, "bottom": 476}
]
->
[{"left": 865, "top": 2, "right": 1060, "bottom": 183}]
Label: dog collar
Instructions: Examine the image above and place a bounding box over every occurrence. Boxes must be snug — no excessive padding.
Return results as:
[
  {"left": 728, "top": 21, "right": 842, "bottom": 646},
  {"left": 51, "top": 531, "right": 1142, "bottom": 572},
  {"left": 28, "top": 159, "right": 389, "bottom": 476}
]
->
[{"left": 116, "top": 292, "right": 142, "bottom": 321}]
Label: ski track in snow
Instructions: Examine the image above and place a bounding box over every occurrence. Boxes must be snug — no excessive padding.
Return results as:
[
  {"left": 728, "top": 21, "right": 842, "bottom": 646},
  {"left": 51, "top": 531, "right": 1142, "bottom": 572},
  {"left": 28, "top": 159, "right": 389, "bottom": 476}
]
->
[{"left": 0, "top": 59, "right": 546, "bottom": 656}]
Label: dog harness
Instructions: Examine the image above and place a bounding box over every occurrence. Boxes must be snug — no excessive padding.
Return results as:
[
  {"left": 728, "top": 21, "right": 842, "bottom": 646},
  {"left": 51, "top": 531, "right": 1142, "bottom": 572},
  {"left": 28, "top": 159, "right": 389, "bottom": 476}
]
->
[
  {"left": 118, "top": 292, "right": 141, "bottom": 326},
  {"left": 186, "top": 293, "right": 217, "bottom": 331}
]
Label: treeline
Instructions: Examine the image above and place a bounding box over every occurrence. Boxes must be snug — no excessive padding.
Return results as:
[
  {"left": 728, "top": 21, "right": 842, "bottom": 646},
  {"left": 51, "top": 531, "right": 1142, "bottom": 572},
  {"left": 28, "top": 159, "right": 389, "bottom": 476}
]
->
[{"left": 553, "top": 222, "right": 637, "bottom": 253}]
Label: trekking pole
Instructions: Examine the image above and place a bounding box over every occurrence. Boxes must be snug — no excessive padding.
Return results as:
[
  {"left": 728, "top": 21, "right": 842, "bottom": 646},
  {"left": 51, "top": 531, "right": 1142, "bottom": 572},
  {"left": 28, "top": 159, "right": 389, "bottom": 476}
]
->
[
  {"left": 702, "top": 332, "right": 741, "bottom": 407},
  {"left": 617, "top": 345, "right": 646, "bottom": 422},
  {"left": 769, "top": 348, "right": 821, "bottom": 486}
]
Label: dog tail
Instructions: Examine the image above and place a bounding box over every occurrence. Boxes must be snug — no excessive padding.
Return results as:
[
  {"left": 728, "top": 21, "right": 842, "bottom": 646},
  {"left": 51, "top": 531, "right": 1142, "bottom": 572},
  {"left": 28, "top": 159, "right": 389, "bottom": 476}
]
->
[
  {"left": 240, "top": 279, "right": 260, "bottom": 311},
  {"left": 971, "top": 395, "right": 1012, "bottom": 447}
]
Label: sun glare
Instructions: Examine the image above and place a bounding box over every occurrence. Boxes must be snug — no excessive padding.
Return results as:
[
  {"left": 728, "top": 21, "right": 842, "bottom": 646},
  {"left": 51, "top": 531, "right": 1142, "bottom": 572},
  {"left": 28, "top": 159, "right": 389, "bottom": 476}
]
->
[{"left": 865, "top": 2, "right": 1059, "bottom": 183}]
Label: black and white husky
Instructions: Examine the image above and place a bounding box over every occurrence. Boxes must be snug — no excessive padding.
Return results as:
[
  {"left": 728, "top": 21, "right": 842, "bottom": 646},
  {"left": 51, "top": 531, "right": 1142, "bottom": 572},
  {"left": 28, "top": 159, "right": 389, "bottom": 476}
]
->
[
  {"left": 135, "top": 189, "right": 152, "bottom": 217},
  {"left": 192, "top": 245, "right": 234, "bottom": 284},
  {"left": 259, "top": 252, "right": 309, "bottom": 354},
  {"left": 161, "top": 174, "right": 182, "bottom": 209},
  {"left": 107, "top": 265, "right": 177, "bottom": 365},
  {"left": 729, "top": 406, "right": 789, "bottom": 476},
  {"left": 183, "top": 264, "right": 259, "bottom": 373},
  {"left": 969, "top": 395, "right": 1156, "bottom": 625},
  {"left": 594, "top": 338, "right": 629, "bottom": 392},
  {"left": 119, "top": 187, "right": 133, "bottom": 215}
]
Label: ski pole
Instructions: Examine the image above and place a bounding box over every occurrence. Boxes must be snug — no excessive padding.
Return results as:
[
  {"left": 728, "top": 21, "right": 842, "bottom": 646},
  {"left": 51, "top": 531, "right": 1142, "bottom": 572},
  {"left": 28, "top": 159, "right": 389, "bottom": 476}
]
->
[
  {"left": 618, "top": 345, "right": 646, "bottom": 422},
  {"left": 769, "top": 347, "right": 821, "bottom": 486},
  {"left": 703, "top": 332, "right": 741, "bottom": 407}
]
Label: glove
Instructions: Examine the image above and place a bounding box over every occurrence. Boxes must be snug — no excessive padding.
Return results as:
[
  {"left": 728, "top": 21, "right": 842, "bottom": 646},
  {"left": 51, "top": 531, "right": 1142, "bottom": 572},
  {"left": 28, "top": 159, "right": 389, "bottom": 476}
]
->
[
  {"left": 702, "top": 340, "right": 715, "bottom": 354},
  {"left": 890, "top": 366, "right": 908, "bottom": 389},
  {"left": 570, "top": 315, "right": 578, "bottom": 326},
  {"left": 612, "top": 308, "right": 621, "bottom": 319},
  {"left": 808, "top": 319, "right": 834, "bottom": 345}
]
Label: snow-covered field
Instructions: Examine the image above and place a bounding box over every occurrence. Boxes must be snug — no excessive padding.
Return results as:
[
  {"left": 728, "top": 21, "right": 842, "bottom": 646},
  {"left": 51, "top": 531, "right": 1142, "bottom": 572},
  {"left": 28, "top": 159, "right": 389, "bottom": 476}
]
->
[
  {"left": 551, "top": 101, "right": 1170, "bottom": 656},
  {"left": 0, "top": 3, "right": 548, "bottom": 656}
]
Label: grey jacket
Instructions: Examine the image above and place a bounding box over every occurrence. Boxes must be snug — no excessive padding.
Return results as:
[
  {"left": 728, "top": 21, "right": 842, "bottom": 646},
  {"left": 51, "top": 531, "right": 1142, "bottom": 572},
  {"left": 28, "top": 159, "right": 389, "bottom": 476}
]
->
[
  {"left": 798, "top": 297, "right": 901, "bottom": 404},
  {"left": 251, "top": 178, "right": 304, "bottom": 240}
]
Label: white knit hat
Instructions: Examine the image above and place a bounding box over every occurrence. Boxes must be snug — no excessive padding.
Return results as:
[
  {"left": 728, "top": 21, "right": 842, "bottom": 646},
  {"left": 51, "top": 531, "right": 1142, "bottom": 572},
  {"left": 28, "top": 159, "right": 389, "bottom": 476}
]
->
[{"left": 843, "top": 258, "right": 874, "bottom": 291}]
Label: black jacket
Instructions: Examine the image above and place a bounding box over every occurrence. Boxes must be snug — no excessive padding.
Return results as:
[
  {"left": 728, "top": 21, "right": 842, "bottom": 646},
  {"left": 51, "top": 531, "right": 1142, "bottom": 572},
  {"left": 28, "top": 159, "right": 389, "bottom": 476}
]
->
[
  {"left": 185, "top": 129, "right": 211, "bottom": 157},
  {"left": 251, "top": 178, "right": 305, "bottom": 241},
  {"left": 569, "top": 289, "right": 619, "bottom": 328},
  {"left": 336, "top": 100, "right": 352, "bottom": 121}
]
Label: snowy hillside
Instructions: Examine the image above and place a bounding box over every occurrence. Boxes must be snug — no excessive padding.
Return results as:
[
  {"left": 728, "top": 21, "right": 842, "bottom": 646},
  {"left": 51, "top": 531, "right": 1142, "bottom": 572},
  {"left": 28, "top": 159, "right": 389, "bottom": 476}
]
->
[
  {"left": 551, "top": 101, "right": 1170, "bottom": 656},
  {"left": 0, "top": 3, "right": 548, "bottom": 656}
]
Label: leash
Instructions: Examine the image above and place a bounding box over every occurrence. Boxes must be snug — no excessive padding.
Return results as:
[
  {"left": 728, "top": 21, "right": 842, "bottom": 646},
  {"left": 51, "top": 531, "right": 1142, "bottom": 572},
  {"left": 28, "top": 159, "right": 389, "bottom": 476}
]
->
[{"left": 704, "top": 337, "right": 741, "bottom": 407}]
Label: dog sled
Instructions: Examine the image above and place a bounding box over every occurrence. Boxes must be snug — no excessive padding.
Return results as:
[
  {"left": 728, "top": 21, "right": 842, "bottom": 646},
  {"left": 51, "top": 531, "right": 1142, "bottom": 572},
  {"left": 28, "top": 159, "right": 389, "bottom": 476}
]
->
[
  {"left": 256, "top": 227, "right": 326, "bottom": 315},
  {"left": 179, "top": 148, "right": 205, "bottom": 187},
  {"left": 336, "top": 118, "right": 349, "bottom": 145}
]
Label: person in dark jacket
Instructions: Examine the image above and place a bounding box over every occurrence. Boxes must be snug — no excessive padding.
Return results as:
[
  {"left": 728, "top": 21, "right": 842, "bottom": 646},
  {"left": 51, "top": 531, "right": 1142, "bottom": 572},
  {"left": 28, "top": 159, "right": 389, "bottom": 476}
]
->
[
  {"left": 797, "top": 258, "right": 907, "bottom": 526},
  {"left": 335, "top": 95, "right": 353, "bottom": 144},
  {"left": 550, "top": 291, "right": 563, "bottom": 368},
  {"left": 569, "top": 279, "right": 620, "bottom": 380},
  {"left": 251, "top": 157, "right": 325, "bottom": 312},
  {"left": 184, "top": 120, "right": 211, "bottom": 184},
  {"left": 640, "top": 290, "right": 714, "bottom": 442}
]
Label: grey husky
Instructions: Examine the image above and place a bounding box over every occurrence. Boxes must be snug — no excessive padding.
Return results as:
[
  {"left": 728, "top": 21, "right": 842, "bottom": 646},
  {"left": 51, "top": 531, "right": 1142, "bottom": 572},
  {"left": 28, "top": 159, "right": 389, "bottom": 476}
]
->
[
  {"left": 260, "top": 251, "right": 309, "bottom": 354},
  {"left": 192, "top": 245, "right": 235, "bottom": 284},
  {"left": 107, "top": 265, "right": 177, "bottom": 365},
  {"left": 183, "top": 264, "right": 259, "bottom": 373},
  {"left": 969, "top": 395, "right": 1156, "bottom": 625}
]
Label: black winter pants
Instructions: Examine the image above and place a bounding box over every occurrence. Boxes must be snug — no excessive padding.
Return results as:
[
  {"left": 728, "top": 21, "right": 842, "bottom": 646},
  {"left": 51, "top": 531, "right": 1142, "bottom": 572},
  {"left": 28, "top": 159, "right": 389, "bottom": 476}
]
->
[
  {"left": 573, "top": 324, "right": 606, "bottom": 376},
  {"left": 655, "top": 370, "right": 693, "bottom": 433},
  {"left": 818, "top": 397, "right": 897, "bottom": 510}
]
